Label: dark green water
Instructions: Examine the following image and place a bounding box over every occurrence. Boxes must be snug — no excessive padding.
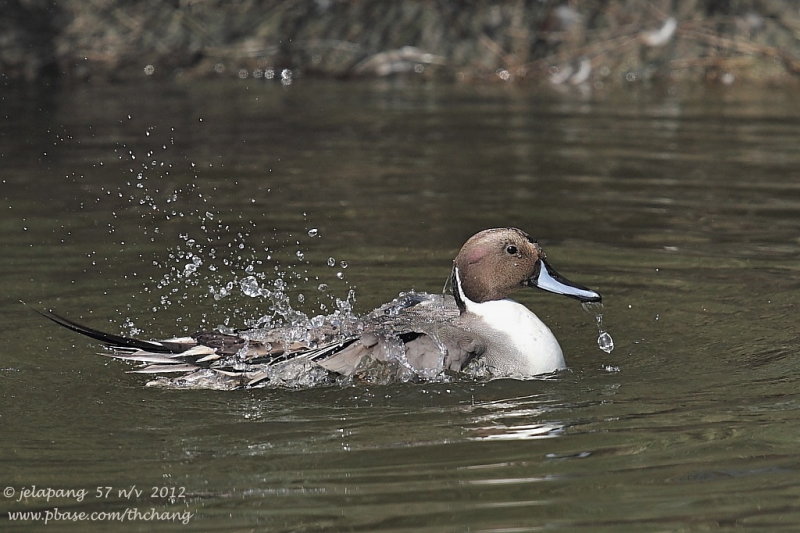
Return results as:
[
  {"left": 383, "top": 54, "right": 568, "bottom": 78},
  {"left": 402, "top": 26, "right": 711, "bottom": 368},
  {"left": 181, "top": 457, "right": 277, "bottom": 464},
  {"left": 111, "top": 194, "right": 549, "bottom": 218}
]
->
[{"left": 2, "top": 79, "right": 800, "bottom": 531}]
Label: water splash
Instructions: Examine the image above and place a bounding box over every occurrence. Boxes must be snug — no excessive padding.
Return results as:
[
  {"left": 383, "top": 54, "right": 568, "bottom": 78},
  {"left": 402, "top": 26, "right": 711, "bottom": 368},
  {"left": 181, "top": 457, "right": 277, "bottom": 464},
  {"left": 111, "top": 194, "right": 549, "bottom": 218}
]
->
[
  {"left": 582, "top": 301, "right": 615, "bottom": 354},
  {"left": 85, "top": 125, "right": 358, "bottom": 339}
]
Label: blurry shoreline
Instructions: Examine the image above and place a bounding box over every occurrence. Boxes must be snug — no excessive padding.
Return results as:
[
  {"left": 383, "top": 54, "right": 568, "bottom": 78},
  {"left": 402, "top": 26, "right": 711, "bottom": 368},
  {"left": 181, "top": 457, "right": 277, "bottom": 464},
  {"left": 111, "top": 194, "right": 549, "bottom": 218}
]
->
[{"left": 3, "top": 1, "right": 799, "bottom": 87}]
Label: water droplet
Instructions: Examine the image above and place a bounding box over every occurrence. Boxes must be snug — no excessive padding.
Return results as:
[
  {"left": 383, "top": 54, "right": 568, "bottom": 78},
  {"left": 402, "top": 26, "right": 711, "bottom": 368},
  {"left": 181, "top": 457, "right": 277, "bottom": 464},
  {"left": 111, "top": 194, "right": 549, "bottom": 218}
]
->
[
  {"left": 582, "top": 301, "right": 614, "bottom": 354},
  {"left": 240, "top": 276, "right": 261, "bottom": 297},
  {"left": 296, "top": 250, "right": 305, "bottom": 260},
  {"left": 307, "top": 228, "right": 318, "bottom": 237},
  {"left": 317, "top": 283, "right": 328, "bottom": 292},
  {"left": 327, "top": 257, "right": 336, "bottom": 267},
  {"left": 340, "top": 260, "right": 348, "bottom": 269},
  {"left": 336, "top": 272, "right": 344, "bottom": 279},
  {"left": 597, "top": 331, "right": 614, "bottom": 353}
]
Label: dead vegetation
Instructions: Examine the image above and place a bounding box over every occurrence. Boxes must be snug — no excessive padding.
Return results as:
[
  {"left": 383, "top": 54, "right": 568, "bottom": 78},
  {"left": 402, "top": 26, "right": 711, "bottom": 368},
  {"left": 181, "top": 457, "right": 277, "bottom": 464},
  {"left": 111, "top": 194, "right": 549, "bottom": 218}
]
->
[{"left": 2, "top": 0, "right": 799, "bottom": 86}]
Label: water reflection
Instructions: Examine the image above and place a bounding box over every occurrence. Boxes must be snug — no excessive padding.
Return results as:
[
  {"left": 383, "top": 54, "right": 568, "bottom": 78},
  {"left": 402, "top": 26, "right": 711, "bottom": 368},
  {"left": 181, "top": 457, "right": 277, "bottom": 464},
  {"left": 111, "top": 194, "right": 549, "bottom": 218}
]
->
[
  {"left": 469, "top": 423, "right": 563, "bottom": 441},
  {"left": 465, "top": 393, "right": 565, "bottom": 441}
]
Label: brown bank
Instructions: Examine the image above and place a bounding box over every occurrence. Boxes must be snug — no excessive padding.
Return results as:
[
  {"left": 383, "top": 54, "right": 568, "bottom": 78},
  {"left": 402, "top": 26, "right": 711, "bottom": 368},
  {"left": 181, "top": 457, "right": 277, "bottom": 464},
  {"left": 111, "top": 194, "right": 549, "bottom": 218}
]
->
[{"left": 3, "top": 0, "right": 800, "bottom": 86}]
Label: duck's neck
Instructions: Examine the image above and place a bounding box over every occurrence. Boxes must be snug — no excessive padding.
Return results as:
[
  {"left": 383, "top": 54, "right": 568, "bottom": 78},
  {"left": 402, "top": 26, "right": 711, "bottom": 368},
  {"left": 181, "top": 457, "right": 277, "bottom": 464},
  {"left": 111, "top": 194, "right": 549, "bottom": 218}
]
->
[{"left": 453, "top": 267, "right": 566, "bottom": 376}]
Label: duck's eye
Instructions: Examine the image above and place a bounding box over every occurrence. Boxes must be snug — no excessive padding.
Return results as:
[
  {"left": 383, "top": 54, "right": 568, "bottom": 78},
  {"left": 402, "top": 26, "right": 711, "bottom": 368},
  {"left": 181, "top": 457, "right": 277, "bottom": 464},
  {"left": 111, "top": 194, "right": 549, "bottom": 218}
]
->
[{"left": 505, "top": 245, "right": 518, "bottom": 255}]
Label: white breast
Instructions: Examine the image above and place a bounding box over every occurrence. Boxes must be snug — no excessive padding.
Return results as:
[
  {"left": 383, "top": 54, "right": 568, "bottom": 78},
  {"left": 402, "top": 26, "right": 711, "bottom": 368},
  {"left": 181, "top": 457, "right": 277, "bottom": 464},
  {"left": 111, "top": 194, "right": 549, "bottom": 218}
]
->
[{"left": 464, "top": 298, "right": 566, "bottom": 377}]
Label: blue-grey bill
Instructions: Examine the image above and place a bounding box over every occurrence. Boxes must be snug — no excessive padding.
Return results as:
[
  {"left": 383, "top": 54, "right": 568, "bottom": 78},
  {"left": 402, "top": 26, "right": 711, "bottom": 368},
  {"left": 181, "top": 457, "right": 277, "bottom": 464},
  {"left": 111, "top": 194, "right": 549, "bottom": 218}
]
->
[{"left": 531, "top": 260, "right": 601, "bottom": 302}]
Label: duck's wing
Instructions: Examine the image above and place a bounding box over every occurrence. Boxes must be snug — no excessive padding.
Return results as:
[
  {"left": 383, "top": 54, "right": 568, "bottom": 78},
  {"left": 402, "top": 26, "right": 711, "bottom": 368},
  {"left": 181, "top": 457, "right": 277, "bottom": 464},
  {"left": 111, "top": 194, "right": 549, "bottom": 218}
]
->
[
  {"left": 377, "top": 293, "right": 484, "bottom": 371},
  {"left": 317, "top": 293, "right": 485, "bottom": 377},
  {"left": 317, "top": 326, "right": 484, "bottom": 377}
]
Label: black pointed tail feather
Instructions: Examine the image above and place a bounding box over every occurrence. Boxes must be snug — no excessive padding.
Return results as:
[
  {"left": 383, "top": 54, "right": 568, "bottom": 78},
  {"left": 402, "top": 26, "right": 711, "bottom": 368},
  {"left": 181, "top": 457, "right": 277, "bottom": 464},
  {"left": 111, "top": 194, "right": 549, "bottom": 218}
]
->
[{"left": 26, "top": 303, "right": 190, "bottom": 354}]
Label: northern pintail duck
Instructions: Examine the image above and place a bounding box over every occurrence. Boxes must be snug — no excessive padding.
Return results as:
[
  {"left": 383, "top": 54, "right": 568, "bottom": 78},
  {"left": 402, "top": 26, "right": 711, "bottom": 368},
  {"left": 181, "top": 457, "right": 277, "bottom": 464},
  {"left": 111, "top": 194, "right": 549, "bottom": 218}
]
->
[{"left": 36, "top": 228, "right": 601, "bottom": 389}]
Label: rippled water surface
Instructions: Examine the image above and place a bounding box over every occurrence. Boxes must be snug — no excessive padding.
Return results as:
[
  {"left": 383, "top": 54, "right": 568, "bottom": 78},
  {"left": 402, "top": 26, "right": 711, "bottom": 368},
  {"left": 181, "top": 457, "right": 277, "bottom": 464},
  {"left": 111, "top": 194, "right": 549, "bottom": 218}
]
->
[{"left": 2, "top": 79, "right": 800, "bottom": 531}]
